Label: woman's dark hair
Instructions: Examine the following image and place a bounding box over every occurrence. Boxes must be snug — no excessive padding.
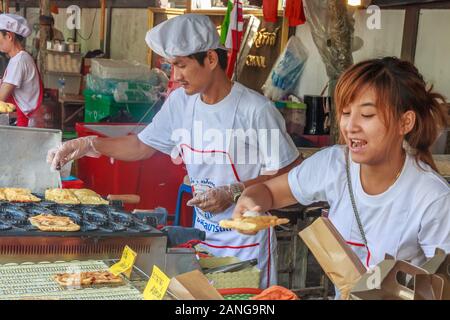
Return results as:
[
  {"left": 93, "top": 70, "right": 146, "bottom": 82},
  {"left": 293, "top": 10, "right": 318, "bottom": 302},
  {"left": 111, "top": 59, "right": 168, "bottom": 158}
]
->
[
  {"left": 189, "top": 48, "right": 228, "bottom": 71},
  {"left": 0, "top": 30, "right": 24, "bottom": 43},
  {"left": 335, "top": 56, "right": 448, "bottom": 172}
]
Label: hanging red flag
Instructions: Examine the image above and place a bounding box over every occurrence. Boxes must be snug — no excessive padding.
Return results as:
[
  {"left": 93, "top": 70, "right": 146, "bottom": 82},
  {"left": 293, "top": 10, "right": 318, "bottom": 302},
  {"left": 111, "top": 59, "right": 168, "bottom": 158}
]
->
[
  {"left": 285, "top": 0, "right": 306, "bottom": 27},
  {"left": 263, "top": 0, "right": 278, "bottom": 23}
]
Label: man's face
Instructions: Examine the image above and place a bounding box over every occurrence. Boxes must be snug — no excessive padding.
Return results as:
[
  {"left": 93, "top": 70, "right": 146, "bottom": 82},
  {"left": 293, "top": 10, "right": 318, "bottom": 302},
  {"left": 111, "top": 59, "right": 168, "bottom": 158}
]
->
[
  {"left": 0, "top": 32, "right": 13, "bottom": 53},
  {"left": 168, "top": 55, "right": 213, "bottom": 95}
]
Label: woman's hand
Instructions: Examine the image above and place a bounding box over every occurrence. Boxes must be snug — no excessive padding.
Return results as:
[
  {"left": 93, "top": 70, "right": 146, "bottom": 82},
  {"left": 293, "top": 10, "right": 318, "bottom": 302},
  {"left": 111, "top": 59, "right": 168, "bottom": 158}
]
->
[{"left": 231, "top": 196, "right": 265, "bottom": 236}]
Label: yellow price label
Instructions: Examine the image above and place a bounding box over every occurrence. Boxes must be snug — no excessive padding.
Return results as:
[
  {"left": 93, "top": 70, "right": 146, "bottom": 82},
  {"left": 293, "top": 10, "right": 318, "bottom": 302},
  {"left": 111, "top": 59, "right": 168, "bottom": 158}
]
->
[
  {"left": 143, "top": 265, "right": 170, "bottom": 300},
  {"left": 109, "top": 245, "right": 137, "bottom": 278}
]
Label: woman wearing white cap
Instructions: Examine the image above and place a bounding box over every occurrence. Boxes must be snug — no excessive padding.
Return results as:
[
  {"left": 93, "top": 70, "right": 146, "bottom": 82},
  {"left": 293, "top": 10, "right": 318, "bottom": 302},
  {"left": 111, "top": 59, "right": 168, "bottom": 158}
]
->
[
  {"left": 46, "top": 14, "right": 301, "bottom": 289},
  {"left": 0, "top": 13, "right": 43, "bottom": 127}
]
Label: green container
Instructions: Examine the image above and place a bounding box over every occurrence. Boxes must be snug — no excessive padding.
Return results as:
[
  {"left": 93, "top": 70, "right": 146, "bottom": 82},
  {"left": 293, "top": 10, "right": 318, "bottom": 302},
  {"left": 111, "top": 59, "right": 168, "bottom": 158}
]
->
[{"left": 83, "top": 89, "right": 158, "bottom": 123}]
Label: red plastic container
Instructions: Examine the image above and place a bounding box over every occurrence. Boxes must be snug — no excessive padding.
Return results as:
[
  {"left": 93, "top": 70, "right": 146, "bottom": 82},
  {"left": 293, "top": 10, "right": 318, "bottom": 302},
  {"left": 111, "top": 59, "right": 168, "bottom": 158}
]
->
[
  {"left": 62, "top": 179, "right": 85, "bottom": 189},
  {"left": 75, "top": 123, "right": 189, "bottom": 215}
]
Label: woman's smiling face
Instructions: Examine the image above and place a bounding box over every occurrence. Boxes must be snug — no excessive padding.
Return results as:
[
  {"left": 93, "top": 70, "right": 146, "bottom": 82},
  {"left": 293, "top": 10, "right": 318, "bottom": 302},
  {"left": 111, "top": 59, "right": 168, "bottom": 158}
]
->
[{"left": 339, "top": 88, "right": 404, "bottom": 166}]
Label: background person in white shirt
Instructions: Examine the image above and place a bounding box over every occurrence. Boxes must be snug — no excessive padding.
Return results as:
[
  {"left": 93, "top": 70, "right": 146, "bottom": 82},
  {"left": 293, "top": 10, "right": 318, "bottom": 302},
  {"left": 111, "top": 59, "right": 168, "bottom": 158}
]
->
[
  {"left": 0, "top": 13, "right": 43, "bottom": 127},
  {"left": 47, "top": 14, "right": 301, "bottom": 288},
  {"left": 233, "top": 57, "right": 450, "bottom": 280}
]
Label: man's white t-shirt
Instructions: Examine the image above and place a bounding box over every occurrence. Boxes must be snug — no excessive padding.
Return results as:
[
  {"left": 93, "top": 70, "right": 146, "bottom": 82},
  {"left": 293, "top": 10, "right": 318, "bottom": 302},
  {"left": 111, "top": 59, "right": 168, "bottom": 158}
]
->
[
  {"left": 138, "top": 82, "right": 300, "bottom": 179},
  {"left": 2, "top": 51, "right": 40, "bottom": 114},
  {"left": 288, "top": 145, "right": 450, "bottom": 268}
]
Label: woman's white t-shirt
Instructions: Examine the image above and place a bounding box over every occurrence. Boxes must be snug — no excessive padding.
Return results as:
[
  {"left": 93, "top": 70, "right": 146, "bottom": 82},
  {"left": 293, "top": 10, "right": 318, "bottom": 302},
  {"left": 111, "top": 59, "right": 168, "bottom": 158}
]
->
[
  {"left": 2, "top": 51, "right": 40, "bottom": 114},
  {"left": 288, "top": 145, "right": 450, "bottom": 268}
]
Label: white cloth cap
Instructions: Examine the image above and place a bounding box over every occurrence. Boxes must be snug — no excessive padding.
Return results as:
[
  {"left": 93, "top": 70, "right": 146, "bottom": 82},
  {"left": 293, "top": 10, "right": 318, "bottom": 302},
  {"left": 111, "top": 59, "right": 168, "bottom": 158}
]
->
[
  {"left": 145, "top": 14, "right": 225, "bottom": 59},
  {"left": 0, "top": 13, "right": 31, "bottom": 37}
]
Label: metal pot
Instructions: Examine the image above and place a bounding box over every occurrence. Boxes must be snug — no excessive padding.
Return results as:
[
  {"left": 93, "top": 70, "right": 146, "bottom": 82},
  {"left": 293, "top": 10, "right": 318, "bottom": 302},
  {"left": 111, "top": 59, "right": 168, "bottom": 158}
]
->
[
  {"left": 67, "top": 42, "right": 81, "bottom": 53},
  {"left": 53, "top": 40, "right": 67, "bottom": 52}
]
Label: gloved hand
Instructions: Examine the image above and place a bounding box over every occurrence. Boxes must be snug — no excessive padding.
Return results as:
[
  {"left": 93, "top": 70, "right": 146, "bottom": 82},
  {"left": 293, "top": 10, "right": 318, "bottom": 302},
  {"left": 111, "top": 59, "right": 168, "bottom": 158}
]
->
[
  {"left": 187, "top": 183, "right": 245, "bottom": 214},
  {"left": 47, "top": 136, "right": 101, "bottom": 171}
]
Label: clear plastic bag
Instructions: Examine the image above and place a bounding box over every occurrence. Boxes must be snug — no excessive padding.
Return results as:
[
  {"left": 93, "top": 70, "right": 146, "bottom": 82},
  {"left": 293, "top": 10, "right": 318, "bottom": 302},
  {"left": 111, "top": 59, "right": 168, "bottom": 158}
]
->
[
  {"left": 262, "top": 36, "right": 308, "bottom": 101},
  {"left": 27, "top": 107, "right": 46, "bottom": 128},
  {"left": 303, "top": 0, "right": 355, "bottom": 80}
]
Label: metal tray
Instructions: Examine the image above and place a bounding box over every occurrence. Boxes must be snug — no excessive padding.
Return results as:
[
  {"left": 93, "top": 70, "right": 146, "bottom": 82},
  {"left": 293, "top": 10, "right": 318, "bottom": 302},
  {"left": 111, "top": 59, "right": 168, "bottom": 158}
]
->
[
  {"left": 0, "top": 126, "right": 62, "bottom": 194},
  {"left": 0, "top": 201, "right": 161, "bottom": 237}
]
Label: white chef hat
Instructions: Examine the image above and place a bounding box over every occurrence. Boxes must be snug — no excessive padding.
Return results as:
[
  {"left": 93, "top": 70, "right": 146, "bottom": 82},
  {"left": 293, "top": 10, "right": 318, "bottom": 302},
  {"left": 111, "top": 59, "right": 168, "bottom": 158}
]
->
[
  {"left": 145, "top": 14, "right": 225, "bottom": 59},
  {"left": 0, "top": 13, "right": 31, "bottom": 38}
]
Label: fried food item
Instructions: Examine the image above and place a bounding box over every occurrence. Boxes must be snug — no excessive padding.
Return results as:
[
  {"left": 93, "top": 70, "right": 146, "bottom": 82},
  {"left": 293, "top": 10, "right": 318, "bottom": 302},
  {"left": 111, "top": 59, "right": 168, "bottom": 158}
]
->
[
  {"left": 45, "top": 188, "right": 80, "bottom": 205},
  {"left": 29, "top": 214, "right": 80, "bottom": 231},
  {"left": 219, "top": 215, "right": 289, "bottom": 233},
  {"left": 0, "top": 101, "right": 16, "bottom": 113},
  {"left": 54, "top": 271, "right": 123, "bottom": 286},
  {"left": 3, "top": 188, "right": 41, "bottom": 202},
  {"left": 0, "top": 188, "right": 6, "bottom": 201},
  {"left": 70, "top": 189, "right": 109, "bottom": 205}
]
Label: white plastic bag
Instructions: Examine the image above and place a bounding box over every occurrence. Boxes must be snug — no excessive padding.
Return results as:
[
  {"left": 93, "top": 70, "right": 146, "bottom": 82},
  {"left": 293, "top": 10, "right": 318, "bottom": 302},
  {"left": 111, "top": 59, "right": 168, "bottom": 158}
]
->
[{"left": 262, "top": 36, "right": 308, "bottom": 101}]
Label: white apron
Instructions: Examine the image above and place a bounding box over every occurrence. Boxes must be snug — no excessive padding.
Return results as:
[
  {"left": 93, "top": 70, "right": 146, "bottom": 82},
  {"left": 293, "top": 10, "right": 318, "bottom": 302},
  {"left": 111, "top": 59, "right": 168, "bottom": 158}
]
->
[{"left": 177, "top": 90, "right": 278, "bottom": 289}]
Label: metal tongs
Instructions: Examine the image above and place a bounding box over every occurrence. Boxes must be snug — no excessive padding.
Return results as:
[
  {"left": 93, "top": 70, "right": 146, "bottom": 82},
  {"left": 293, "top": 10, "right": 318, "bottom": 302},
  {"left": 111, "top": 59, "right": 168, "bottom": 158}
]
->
[{"left": 202, "top": 258, "right": 258, "bottom": 274}]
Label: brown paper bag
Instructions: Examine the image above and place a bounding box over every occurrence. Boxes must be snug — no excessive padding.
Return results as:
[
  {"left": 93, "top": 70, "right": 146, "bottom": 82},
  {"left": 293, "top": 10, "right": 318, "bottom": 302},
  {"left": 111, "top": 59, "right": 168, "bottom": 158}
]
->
[
  {"left": 299, "top": 217, "right": 366, "bottom": 299},
  {"left": 350, "top": 258, "right": 444, "bottom": 300},
  {"left": 167, "top": 270, "right": 224, "bottom": 300},
  {"left": 420, "top": 248, "right": 450, "bottom": 300}
]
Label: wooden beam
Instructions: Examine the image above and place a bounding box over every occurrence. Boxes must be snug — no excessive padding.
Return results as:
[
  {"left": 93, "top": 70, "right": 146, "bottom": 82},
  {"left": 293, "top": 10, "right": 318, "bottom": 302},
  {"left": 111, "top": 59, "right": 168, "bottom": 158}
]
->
[
  {"left": 13, "top": 0, "right": 158, "bottom": 9},
  {"left": 400, "top": 6, "right": 420, "bottom": 63},
  {"left": 372, "top": 0, "right": 450, "bottom": 9},
  {"left": 100, "top": 0, "right": 106, "bottom": 51},
  {"left": 105, "top": 5, "right": 112, "bottom": 58},
  {"left": 147, "top": 8, "right": 154, "bottom": 66}
]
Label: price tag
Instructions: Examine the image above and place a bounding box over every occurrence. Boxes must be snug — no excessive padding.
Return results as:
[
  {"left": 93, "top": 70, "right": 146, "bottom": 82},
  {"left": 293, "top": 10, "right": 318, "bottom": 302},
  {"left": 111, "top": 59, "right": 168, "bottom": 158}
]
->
[
  {"left": 143, "top": 265, "right": 171, "bottom": 300},
  {"left": 109, "top": 245, "right": 137, "bottom": 278}
]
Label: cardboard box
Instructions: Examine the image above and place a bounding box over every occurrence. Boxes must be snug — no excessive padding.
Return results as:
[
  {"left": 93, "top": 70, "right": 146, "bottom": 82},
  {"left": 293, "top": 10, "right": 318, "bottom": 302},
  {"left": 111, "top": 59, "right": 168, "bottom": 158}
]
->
[
  {"left": 350, "top": 256, "right": 446, "bottom": 300},
  {"left": 298, "top": 217, "right": 367, "bottom": 300},
  {"left": 167, "top": 270, "right": 224, "bottom": 300}
]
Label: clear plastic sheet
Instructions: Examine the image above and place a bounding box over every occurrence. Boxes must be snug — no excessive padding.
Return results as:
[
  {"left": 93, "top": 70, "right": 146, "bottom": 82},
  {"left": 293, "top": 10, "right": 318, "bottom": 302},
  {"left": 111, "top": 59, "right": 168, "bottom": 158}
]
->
[
  {"left": 262, "top": 36, "right": 308, "bottom": 101},
  {"left": 86, "top": 68, "right": 168, "bottom": 104}
]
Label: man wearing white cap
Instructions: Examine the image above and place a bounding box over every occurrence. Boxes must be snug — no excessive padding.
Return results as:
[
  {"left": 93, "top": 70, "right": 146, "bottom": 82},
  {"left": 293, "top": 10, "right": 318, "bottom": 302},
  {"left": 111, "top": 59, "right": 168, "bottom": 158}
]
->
[
  {"left": 0, "top": 13, "right": 43, "bottom": 127},
  {"left": 47, "top": 14, "right": 300, "bottom": 288}
]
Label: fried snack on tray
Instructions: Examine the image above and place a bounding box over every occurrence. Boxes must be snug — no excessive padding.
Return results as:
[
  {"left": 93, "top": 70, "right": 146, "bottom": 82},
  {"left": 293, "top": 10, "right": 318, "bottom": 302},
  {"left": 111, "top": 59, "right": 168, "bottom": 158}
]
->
[
  {"left": 29, "top": 214, "right": 80, "bottom": 232},
  {"left": 0, "top": 188, "right": 6, "bottom": 201},
  {"left": 54, "top": 271, "right": 123, "bottom": 286},
  {"left": 70, "top": 189, "right": 109, "bottom": 205},
  {"left": 3, "top": 188, "right": 41, "bottom": 202},
  {"left": 45, "top": 188, "right": 80, "bottom": 205},
  {"left": 219, "top": 215, "right": 289, "bottom": 233}
]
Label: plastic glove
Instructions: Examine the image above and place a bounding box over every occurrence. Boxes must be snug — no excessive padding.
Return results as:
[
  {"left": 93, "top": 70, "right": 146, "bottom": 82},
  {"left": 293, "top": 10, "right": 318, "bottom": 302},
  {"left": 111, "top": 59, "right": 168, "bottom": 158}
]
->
[
  {"left": 47, "top": 136, "right": 101, "bottom": 171},
  {"left": 186, "top": 183, "right": 244, "bottom": 214}
]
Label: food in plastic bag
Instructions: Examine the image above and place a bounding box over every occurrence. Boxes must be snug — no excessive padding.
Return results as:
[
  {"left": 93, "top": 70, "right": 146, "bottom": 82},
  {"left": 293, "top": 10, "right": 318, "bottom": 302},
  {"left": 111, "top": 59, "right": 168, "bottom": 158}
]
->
[
  {"left": 27, "top": 107, "right": 46, "bottom": 128},
  {"left": 251, "top": 285, "right": 299, "bottom": 300},
  {"left": 262, "top": 36, "right": 308, "bottom": 101}
]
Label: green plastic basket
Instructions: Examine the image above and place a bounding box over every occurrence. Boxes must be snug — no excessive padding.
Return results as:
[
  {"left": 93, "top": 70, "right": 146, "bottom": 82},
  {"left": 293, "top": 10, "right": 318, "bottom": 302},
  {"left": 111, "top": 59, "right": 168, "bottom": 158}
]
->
[{"left": 218, "top": 288, "right": 263, "bottom": 300}]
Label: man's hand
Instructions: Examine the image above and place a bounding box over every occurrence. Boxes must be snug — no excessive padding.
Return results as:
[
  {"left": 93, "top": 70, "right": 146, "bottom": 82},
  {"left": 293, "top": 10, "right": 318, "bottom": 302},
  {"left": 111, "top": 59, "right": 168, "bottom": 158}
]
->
[
  {"left": 47, "top": 136, "right": 100, "bottom": 170},
  {"left": 187, "top": 183, "right": 244, "bottom": 214}
]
